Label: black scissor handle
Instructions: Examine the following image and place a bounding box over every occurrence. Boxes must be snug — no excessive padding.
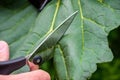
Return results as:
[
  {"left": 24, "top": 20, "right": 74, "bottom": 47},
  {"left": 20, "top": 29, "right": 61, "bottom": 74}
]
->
[
  {"left": 0, "top": 56, "right": 26, "bottom": 75},
  {"left": 0, "top": 55, "right": 43, "bottom": 75}
]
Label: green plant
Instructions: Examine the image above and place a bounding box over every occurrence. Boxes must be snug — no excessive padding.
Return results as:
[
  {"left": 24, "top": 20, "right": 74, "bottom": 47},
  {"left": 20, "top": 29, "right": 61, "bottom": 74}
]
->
[
  {"left": 90, "top": 26, "right": 120, "bottom": 80},
  {"left": 0, "top": 0, "right": 120, "bottom": 80}
]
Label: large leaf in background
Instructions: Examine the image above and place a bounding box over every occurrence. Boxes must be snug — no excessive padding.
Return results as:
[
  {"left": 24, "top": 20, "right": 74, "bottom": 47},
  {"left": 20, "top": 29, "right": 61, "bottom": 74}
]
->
[{"left": 0, "top": 0, "right": 120, "bottom": 80}]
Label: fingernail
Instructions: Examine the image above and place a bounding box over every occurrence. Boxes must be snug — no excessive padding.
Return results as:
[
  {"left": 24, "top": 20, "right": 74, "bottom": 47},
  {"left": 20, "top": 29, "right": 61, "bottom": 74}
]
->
[
  {"left": 0, "top": 41, "right": 9, "bottom": 61},
  {"left": 27, "top": 61, "right": 39, "bottom": 71}
]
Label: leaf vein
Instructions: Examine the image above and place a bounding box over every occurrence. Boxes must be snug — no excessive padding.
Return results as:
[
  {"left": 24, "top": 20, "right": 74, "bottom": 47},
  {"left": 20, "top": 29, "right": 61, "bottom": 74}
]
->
[
  {"left": 78, "top": 0, "right": 85, "bottom": 52},
  {"left": 47, "top": 0, "right": 60, "bottom": 34},
  {"left": 84, "top": 17, "right": 105, "bottom": 29},
  {"left": 58, "top": 45, "right": 70, "bottom": 80}
]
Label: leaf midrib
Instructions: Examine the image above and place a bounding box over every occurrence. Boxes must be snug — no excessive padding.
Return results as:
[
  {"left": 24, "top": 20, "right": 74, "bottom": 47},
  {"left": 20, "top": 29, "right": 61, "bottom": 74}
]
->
[
  {"left": 47, "top": 0, "right": 60, "bottom": 34},
  {"left": 58, "top": 45, "right": 70, "bottom": 80},
  {"left": 78, "top": 0, "right": 85, "bottom": 53}
]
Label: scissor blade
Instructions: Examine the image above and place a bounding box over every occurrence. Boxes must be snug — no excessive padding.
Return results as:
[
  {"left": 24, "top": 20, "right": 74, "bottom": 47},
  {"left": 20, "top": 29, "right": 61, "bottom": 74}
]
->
[{"left": 28, "top": 11, "right": 78, "bottom": 60}]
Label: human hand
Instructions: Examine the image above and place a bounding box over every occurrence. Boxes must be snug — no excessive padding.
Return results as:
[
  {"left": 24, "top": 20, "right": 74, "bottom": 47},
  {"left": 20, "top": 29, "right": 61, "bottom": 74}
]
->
[{"left": 0, "top": 41, "right": 50, "bottom": 80}]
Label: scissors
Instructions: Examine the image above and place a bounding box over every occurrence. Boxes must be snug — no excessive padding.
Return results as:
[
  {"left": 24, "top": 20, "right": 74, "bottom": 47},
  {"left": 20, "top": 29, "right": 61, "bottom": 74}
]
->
[
  {"left": 29, "top": 0, "right": 52, "bottom": 11},
  {"left": 0, "top": 11, "right": 78, "bottom": 75}
]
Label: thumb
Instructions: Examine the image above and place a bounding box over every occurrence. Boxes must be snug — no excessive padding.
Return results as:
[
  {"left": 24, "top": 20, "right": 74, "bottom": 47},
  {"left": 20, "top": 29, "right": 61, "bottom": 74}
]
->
[{"left": 0, "top": 41, "right": 9, "bottom": 61}]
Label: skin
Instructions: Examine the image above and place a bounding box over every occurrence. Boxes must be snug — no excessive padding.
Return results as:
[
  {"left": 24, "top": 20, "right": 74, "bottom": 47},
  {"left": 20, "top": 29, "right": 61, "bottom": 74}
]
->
[{"left": 0, "top": 41, "right": 50, "bottom": 80}]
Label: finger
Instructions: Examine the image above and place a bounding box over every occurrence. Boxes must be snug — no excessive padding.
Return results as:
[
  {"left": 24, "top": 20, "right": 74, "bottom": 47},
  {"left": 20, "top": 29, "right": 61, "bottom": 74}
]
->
[
  {"left": 16, "top": 70, "right": 51, "bottom": 80},
  {"left": 0, "top": 41, "right": 9, "bottom": 61},
  {"left": 27, "top": 61, "right": 39, "bottom": 71},
  {"left": 0, "top": 70, "right": 51, "bottom": 80}
]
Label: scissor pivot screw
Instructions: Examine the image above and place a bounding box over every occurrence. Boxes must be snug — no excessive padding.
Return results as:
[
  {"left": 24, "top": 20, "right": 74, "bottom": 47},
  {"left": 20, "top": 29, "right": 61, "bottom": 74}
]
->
[{"left": 33, "top": 55, "right": 42, "bottom": 65}]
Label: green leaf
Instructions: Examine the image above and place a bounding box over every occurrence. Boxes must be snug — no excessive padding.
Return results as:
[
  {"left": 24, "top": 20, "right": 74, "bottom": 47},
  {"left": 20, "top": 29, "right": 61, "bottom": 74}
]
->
[{"left": 0, "top": 0, "right": 120, "bottom": 80}]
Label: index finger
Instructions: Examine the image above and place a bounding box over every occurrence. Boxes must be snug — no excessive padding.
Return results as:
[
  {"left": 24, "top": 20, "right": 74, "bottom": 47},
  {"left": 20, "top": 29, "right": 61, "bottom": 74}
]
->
[{"left": 27, "top": 61, "right": 39, "bottom": 71}]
